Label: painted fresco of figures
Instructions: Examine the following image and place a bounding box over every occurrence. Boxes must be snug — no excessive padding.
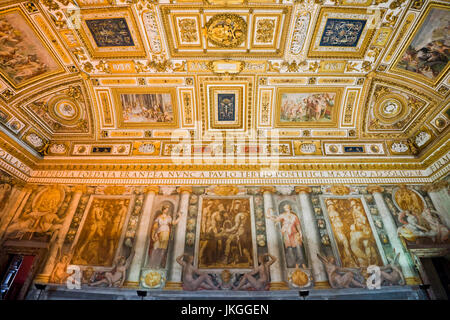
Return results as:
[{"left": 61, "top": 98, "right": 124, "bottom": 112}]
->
[
  {"left": 0, "top": 182, "right": 11, "bottom": 211},
  {"left": 233, "top": 253, "right": 276, "bottom": 291},
  {"left": 71, "top": 198, "right": 130, "bottom": 266},
  {"left": 266, "top": 203, "right": 307, "bottom": 268},
  {"left": 177, "top": 254, "right": 219, "bottom": 291},
  {"left": 89, "top": 249, "right": 135, "bottom": 288},
  {"left": 5, "top": 185, "right": 65, "bottom": 240},
  {"left": 198, "top": 198, "right": 253, "bottom": 269},
  {"left": 147, "top": 202, "right": 184, "bottom": 269},
  {"left": 324, "top": 198, "right": 382, "bottom": 268},
  {"left": 393, "top": 186, "right": 449, "bottom": 244},
  {"left": 317, "top": 254, "right": 366, "bottom": 289}
]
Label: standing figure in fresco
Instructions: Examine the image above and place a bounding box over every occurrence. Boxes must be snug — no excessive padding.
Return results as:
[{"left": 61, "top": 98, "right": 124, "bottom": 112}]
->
[
  {"left": 266, "top": 204, "right": 306, "bottom": 268},
  {"left": 326, "top": 200, "right": 356, "bottom": 267},
  {"left": 0, "top": 183, "right": 11, "bottom": 209},
  {"left": 317, "top": 254, "right": 365, "bottom": 289},
  {"left": 73, "top": 201, "right": 106, "bottom": 263},
  {"left": 199, "top": 202, "right": 226, "bottom": 266},
  {"left": 222, "top": 201, "right": 252, "bottom": 265},
  {"left": 233, "top": 253, "right": 276, "bottom": 291},
  {"left": 176, "top": 254, "right": 219, "bottom": 291},
  {"left": 148, "top": 203, "right": 184, "bottom": 268},
  {"left": 90, "top": 250, "right": 135, "bottom": 288},
  {"left": 349, "top": 200, "right": 379, "bottom": 266},
  {"left": 421, "top": 208, "right": 449, "bottom": 243}
]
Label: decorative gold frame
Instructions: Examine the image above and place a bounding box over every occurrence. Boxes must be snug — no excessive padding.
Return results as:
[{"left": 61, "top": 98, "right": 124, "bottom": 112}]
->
[
  {"left": 274, "top": 87, "right": 343, "bottom": 128},
  {"left": 307, "top": 7, "right": 377, "bottom": 59},
  {"left": 78, "top": 7, "right": 146, "bottom": 59},
  {"left": 0, "top": 7, "right": 64, "bottom": 89},
  {"left": 373, "top": 93, "right": 409, "bottom": 125},
  {"left": 171, "top": 13, "right": 203, "bottom": 49},
  {"left": 208, "top": 86, "right": 244, "bottom": 129},
  {"left": 113, "top": 87, "right": 179, "bottom": 129},
  {"left": 391, "top": 3, "right": 450, "bottom": 86}
]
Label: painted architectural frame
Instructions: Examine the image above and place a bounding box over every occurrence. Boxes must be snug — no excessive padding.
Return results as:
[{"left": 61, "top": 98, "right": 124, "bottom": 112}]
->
[
  {"left": 0, "top": 7, "right": 64, "bottom": 89},
  {"left": 208, "top": 86, "right": 244, "bottom": 129},
  {"left": 307, "top": 7, "right": 377, "bottom": 58},
  {"left": 274, "top": 87, "right": 342, "bottom": 128},
  {"left": 391, "top": 3, "right": 450, "bottom": 86},
  {"left": 113, "top": 87, "right": 179, "bottom": 129},
  {"left": 78, "top": 7, "right": 146, "bottom": 59}
]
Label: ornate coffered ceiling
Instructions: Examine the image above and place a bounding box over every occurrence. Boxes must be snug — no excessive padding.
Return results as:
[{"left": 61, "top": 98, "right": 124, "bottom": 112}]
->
[{"left": 0, "top": 0, "right": 448, "bottom": 183}]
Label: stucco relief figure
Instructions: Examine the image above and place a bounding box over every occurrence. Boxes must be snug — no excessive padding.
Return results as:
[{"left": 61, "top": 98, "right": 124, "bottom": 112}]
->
[
  {"left": 422, "top": 209, "right": 449, "bottom": 242},
  {"left": 5, "top": 186, "right": 65, "bottom": 240},
  {"left": 198, "top": 198, "right": 253, "bottom": 269},
  {"left": 90, "top": 250, "right": 134, "bottom": 288},
  {"left": 176, "top": 254, "right": 219, "bottom": 291},
  {"left": 317, "top": 254, "right": 366, "bottom": 289},
  {"left": 148, "top": 203, "right": 184, "bottom": 269},
  {"left": 266, "top": 204, "right": 307, "bottom": 268},
  {"left": 233, "top": 253, "right": 276, "bottom": 291}
]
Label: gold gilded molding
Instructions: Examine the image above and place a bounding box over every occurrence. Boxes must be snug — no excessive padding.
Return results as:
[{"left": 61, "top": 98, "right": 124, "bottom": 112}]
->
[
  {"left": 294, "top": 186, "right": 312, "bottom": 194},
  {"left": 384, "top": 13, "right": 415, "bottom": 62}
]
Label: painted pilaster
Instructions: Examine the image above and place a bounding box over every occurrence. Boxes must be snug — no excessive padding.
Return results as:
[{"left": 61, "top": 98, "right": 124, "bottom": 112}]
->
[
  {"left": 295, "top": 186, "right": 327, "bottom": 283},
  {"left": 0, "top": 181, "right": 24, "bottom": 225},
  {"left": 125, "top": 186, "right": 159, "bottom": 287},
  {"left": 423, "top": 181, "right": 450, "bottom": 228},
  {"left": 166, "top": 186, "right": 192, "bottom": 288},
  {"left": 37, "top": 185, "right": 87, "bottom": 282},
  {"left": 261, "top": 186, "right": 287, "bottom": 289},
  {"left": 368, "top": 186, "right": 416, "bottom": 280}
]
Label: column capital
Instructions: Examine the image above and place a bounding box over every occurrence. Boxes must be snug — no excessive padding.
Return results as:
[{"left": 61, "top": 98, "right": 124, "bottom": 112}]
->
[
  {"left": 331, "top": 185, "right": 350, "bottom": 195},
  {"left": 177, "top": 186, "right": 192, "bottom": 194},
  {"left": 367, "top": 185, "right": 384, "bottom": 194},
  {"left": 71, "top": 185, "right": 87, "bottom": 194},
  {"left": 23, "top": 184, "right": 38, "bottom": 193},
  {"left": 260, "top": 186, "right": 276, "bottom": 194},
  {"left": 9, "top": 179, "right": 26, "bottom": 189},
  {"left": 294, "top": 186, "right": 312, "bottom": 194},
  {"left": 144, "top": 186, "right": 159, "bottom": 194}
]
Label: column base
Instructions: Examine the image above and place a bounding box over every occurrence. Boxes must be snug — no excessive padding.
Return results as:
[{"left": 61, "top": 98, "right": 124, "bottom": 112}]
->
[
  {"left": 405, "top": 277, "right": 422, "bottom": 285},
  {"left": 34, "top": 274, "right": 50, "bottom": 283},
  {"left": 123, "top": 281, "right": 140, "bottom": 288},
  {"left": 164, "top": 281, "right": 183, "bottom": 290},
  {"left": 269, "top": 281, "right": 289, "bottom": 290},
  {"left": 313, "top": 281, "right": 331, "bottom": 289}
]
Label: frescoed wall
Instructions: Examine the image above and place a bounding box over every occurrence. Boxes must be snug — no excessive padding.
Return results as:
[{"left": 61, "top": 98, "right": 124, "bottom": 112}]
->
[{"left": 0, "top": 181, "right": 449, "bottom": 294}]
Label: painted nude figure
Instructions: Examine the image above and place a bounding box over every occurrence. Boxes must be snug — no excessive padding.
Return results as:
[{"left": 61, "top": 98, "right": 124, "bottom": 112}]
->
[
  {"left": 233, "top": 253, "right": 276, "bottom": 291},
  {"left": 90, "top": 250, "right": 134, "bottom": 288},
  {"left": 176, "top": 254, "right": 219, "bottom": 291},
  {"left": 317, "top": 254, "right": 365, "bottom": 289}
]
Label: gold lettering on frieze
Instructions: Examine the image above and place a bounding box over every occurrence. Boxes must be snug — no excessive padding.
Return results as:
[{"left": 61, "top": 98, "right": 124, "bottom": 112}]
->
[
  {"left": 318, "top": 78, "right": 354, "bottom": 84},
  {"left": 109, "top": 61, "right": 136, "bottom": 74},
  {"left": 101, "top": 79, "right": 137, "bottom": 85},
  {"left": 312, "top": 130, "right": 347, "bottom": 137}
]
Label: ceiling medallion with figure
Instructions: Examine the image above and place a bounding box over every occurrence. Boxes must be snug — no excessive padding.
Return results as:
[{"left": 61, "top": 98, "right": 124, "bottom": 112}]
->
[{"left": 205, "top": 14, "right": 247, "bottom": 48}]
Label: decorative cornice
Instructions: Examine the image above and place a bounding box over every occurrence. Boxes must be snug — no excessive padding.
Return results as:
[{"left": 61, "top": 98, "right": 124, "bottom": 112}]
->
[
  {"left": 367, "top": 185, "right": 385, "bottom": 194},
  {"left": 294, "top": 186, "right": 312, "bottom": 194}
]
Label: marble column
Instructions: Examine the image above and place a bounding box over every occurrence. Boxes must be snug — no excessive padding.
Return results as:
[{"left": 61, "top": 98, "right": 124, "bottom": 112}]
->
[
  {"left": 424, "top": 182, "right": 450, "bottom": 228},
  {"left": 0, "top": 184, "right": 34, "bottom": 240},
  {"left": 261, "top": 186, "right": 287, "bottom": 289},
  {"left": 295, "top": 186, "right": 327, "bottom": 283},
  {"left": 37, "top": 185, "right": 86, "bottom": 282},
  {"left": 368, "top": 186, "right": 416, "bottom": 280},
  {"left": 126, "top": 186, "right": 159, "bottom": 287},
  {"left": 166, "top": 186, "right": 192, "bottom": 289}
]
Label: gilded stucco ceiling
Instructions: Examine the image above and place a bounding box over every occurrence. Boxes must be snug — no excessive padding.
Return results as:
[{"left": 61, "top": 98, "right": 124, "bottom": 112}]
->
[{"left": 0, "top": 0, "right": 449, "bottom": 183}]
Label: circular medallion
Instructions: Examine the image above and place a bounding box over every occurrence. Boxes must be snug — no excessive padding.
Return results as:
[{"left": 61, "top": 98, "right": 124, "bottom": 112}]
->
[
  {"left": 373, "top": 93, "right": 409, "bottom": 124},
  {"left": 205, "top": 14, "right": 247, "bottom": 48},
  {"left": 48, "top": 96, "right": 81, "bottom": 125},
  {"left": 435, "top": 117, "right": 446, "bottom": 129}
]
